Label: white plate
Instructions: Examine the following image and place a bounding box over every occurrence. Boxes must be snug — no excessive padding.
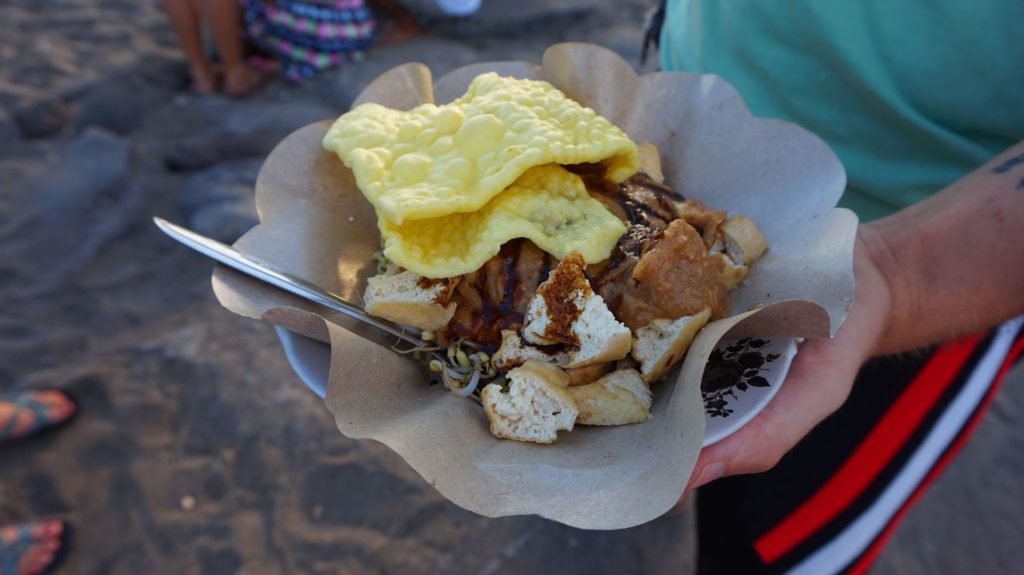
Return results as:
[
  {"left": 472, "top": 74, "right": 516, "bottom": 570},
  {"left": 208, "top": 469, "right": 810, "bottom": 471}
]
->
[
  {"left": 276, "top": 329, "right": 799, "bottom": 447},
  {"left": 275, "top": 327, "right": 331, "bottom": 399},
  {"left": 700, "top": 337, "right": 799, "bottom": 447}
]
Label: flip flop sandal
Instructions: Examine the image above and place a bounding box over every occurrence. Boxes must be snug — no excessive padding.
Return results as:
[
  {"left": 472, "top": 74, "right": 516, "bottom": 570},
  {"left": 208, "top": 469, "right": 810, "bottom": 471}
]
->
[
  {"left": 0, "top": 521, "right": 67, "bottom": 575},
  {"left": 0, "top": 391, "right": 77, "bottom": 443}
]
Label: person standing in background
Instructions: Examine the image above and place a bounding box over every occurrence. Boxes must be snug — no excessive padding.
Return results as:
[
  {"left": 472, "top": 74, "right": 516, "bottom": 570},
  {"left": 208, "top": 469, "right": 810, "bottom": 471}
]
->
[{"left": 653, "top": 1, "right": 1024, "bottom": 573}]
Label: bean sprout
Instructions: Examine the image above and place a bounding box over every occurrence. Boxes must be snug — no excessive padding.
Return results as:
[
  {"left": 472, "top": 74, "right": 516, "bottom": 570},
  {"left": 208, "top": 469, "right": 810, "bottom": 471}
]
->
[{"left": 452, "top": 368, "right": 482, "bottom": 397}]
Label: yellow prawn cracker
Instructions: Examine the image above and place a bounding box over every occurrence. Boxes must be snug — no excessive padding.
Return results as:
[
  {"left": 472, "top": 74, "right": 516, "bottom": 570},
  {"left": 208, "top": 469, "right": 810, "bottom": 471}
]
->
[
  {"left": 379, "top": 165, "right": 626, "bottom": 278},
  {"left": 322, "top": 72, "right": 638, "bottom": 225}
]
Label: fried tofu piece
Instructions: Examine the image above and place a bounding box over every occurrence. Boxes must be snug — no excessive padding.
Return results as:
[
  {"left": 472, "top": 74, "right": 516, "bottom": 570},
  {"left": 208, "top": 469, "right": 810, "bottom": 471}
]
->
[
  {"left": 637, "top": 142, "right": 664, "bottom": 184},
  {"left": 492, "top": 330, "right": 613, "bottom": 386},
  {"left": 564, "top": 362, "right": 615, "bottom": 387},
  {"left": 569, "top": 368, "right": 652, "bottom": 426},
  {"left": 481, "top": 361, "right": 578, "bottom": 444},
  {"left": 712, "top": 253, "right": 749, "bottom": 290},
  {"left": 720, "top": 216, "right": 767, "bottom": 265},
  {"left": 631, "top": 308, "right": 712, "bottom": 382},
  {"left": 491, "top": 330, "right": 572, "bottom": 372},
  {"left": 522, "top": 252, "right": 631, "bottom": 368},
  {"left": 363, "top": 270, "right": 459, "bottom": 331}
]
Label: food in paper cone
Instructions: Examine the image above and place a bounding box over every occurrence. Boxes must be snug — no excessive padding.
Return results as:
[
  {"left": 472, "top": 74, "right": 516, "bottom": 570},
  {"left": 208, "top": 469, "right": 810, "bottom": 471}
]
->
[{"left": 323, "top": 72, "right": 768, "bottom": 443}]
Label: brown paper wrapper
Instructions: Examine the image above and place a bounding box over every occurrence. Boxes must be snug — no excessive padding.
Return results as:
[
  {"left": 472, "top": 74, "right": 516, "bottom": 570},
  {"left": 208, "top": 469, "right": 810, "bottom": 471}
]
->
[{"left": 211, "top": 43, "right": 856, "bottom": 529}]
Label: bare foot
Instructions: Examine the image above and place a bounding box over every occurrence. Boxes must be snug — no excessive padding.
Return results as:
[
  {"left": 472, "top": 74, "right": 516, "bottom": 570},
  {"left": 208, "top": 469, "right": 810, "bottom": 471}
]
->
[
  {"left": 189, "top": 63, "right": 219, "bottom": 96},
  {"left": 0, "top": 521, "right": 65, "bottom": 575},
  {"left": 223, "top": 64, "right": 270, "bottom": 98},
  {"left": 0, "top": 390, "right": 76, "bottom": 443}
]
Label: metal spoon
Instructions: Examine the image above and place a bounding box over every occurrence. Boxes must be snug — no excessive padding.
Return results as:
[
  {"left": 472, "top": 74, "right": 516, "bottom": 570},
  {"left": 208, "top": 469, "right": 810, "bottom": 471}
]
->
[{"left": 152, "top": 217, "right": 484, "bottom": 395}]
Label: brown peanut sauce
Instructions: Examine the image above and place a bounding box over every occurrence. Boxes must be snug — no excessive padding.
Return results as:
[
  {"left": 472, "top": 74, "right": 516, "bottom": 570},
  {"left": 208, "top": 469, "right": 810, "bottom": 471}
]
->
[
  {"left": 415, "top": 276, "right": 461, "bottom": 305},
  {"left": 438, "top": 239, "right": 557, "bottom": 352},
  {"left": 533, "top": 252, "right": 590, "bottom": 346}
]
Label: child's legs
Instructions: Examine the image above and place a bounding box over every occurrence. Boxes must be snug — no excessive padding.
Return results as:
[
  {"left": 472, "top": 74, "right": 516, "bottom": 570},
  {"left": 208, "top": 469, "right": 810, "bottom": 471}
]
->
[
  {"left": 163, "top": 0, "right": 217, "bottom": 92},
  {"left": 201, "top": 0, "right": 267, "bottom": 96},
  {"left": 200, "top": 0, "right": 246, "bottom": 71}
]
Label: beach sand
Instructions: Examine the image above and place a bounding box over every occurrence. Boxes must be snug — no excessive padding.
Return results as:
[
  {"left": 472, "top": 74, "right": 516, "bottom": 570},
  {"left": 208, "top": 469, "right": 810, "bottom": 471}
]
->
[{"left": 0, "top": 1, "right": 1021, "bottom": 573}]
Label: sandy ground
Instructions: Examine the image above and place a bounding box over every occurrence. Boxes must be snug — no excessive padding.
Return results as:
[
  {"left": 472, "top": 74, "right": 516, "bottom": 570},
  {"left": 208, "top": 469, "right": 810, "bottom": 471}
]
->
[{"left": 1, "top": 1, "right": 1021, "bottom": 574}]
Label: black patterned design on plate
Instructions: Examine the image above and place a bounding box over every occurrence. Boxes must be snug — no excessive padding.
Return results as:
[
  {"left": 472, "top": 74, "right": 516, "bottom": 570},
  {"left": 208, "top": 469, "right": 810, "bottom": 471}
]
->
[{"left": 702, "top": 338, "right": 780, "bottom": 418}]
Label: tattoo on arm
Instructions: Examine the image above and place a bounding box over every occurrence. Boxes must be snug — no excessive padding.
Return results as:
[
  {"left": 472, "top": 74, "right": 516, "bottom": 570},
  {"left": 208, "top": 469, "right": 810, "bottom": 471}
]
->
[
  {"left": 993, "top": 152, "right": 1024, "bottom": 174},
  {"left": 991, "top": 152, "right": 1024, "bottom": 189}
]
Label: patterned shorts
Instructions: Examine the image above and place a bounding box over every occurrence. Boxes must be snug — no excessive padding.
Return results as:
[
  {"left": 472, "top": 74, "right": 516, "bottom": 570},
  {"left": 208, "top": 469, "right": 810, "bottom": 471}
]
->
[{"left": 241, "top": 0, "right": 377, "bottom": 82}]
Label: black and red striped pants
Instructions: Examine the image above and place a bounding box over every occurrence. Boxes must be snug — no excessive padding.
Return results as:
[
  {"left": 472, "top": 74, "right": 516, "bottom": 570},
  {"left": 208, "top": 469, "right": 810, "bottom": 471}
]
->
[{"left": 696, "top": 317, "right": 1024, "bottom": 574}]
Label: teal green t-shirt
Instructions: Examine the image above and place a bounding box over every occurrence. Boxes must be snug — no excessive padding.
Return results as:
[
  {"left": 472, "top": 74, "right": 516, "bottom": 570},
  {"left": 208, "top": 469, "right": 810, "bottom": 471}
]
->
[{"left": 659, "top": 0, "right": 1024, "bottom": 221}]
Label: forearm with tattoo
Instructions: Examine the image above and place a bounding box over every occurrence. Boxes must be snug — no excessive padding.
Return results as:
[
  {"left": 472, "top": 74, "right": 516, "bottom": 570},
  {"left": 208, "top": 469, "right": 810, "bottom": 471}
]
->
[{"left": 862, "top": 140, "right": 1024, "bottom": 355}]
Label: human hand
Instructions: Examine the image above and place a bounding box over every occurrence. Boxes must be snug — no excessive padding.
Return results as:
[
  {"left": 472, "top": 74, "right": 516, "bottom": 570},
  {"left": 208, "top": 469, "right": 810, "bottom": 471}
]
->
[
  {"left": 684, "top": 139, "right": 1024, "bottom": 490},
  {"left": 686, "top": 228, "right": 893, "bottom": 490}
]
